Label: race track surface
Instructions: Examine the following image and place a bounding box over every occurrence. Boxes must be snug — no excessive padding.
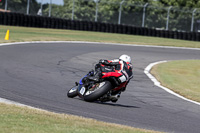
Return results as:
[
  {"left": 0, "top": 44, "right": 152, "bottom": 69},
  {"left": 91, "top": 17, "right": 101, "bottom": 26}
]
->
[{"left": 0, "top": 42, "right": 200, "bottom": 133}]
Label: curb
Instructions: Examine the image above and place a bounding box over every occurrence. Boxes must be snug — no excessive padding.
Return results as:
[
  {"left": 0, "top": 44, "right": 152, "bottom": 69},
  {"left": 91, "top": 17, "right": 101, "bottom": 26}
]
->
[{"left": 144, "top": 61, "right": 200, "bottom": 106}]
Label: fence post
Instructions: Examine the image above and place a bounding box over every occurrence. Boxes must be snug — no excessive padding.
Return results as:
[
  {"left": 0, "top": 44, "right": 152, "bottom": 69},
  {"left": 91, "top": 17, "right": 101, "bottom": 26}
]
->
[
  {"left": 142, "top": 3, "right": 148, "bottom": 27},
  {"left": 49, "top": 0, "right": 52, "bottom": 17},
  {"left": 72, "top": 0, "right": 75, "bottom": 20},
  {"left": 41, "top": 0, "right": 43, "bottom": 16},
  {"left": 27, "top": 0, "right": 30, "bottom": 15},
  {"left": 166, "top": 6, "right": 172, "bottom": 30},
  {"left": 95, "top": 0, "right": 99, "bottom": 22},
  {"left": 5, "top": 0, "right": 8, "bottom": 11},
  {"left": 118, "top": 0, "right": 125, "bottom": 25},
  {"left": 191, "top": 8, "right": 197, "bottom": 32}
]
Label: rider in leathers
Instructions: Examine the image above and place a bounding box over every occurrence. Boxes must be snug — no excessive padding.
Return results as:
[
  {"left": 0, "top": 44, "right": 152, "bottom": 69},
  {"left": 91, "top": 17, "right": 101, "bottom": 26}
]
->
[{"left": 95, "top": 54, "right": 133, "bottom": 102}]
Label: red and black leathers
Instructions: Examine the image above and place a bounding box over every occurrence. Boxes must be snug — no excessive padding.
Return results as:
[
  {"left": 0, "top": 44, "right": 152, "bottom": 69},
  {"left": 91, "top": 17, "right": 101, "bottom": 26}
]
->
[{"left": 98, "top": 59, "right": 133, "bottom": 91}]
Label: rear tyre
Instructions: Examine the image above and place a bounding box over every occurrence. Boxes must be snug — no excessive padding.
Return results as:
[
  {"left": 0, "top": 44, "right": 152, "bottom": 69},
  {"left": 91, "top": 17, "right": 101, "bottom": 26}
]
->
[
  {"left": 83, "top": 81, "right": 112, "bottom": 102},
  {"left": 67, "top": 86, "right": 78, "bottom": 98}
]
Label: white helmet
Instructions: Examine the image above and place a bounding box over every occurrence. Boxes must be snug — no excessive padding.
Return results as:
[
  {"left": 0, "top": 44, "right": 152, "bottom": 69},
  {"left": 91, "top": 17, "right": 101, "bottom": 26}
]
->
[{"left": 119, "top": 54, "right": 131, "bottom": 63}]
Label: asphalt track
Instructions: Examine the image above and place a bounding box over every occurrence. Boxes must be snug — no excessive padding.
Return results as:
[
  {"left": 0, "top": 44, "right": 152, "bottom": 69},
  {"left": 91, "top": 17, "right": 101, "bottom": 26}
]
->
[{"left": 0, "top": 42, "right": 200, "bottom": 133}]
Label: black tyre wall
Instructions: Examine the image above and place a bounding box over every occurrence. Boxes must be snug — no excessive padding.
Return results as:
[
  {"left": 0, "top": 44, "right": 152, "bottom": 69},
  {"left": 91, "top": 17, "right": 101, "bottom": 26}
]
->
[{"left": 0, "top": 12, "right": 200, "bottom": 42}]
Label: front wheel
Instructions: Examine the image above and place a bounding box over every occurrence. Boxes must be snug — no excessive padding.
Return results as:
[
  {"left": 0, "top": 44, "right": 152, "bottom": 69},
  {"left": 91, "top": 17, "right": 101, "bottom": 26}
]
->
[
  {"left": 83, "top": 81, "right": 113, "bottom": 102},
  {"left": 67, "top": 86, "right": 78, "bottom": 98}
]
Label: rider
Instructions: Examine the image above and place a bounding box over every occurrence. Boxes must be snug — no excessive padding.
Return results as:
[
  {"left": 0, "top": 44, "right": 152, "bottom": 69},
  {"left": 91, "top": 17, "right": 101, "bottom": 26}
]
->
[{"left": 95, "top": 54, "right": 133, "bottom": 102}]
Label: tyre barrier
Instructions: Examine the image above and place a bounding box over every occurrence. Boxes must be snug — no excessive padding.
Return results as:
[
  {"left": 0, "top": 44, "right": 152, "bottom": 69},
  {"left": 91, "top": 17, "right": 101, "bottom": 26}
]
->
[{"left": 0, "top": 12, "right": 200, "bottom": 41}]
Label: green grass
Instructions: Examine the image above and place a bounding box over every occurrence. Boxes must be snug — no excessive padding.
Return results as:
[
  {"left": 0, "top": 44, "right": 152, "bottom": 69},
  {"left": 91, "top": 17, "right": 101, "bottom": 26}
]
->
[
  {"left": 151, "top": 60, "right": 200, "bottom": 103},
  {"left": 0, "top": 103, "right": 161, "bottom": 133},
  {"left": 0, "top": 25, "right": 200, "bottom": 48}
]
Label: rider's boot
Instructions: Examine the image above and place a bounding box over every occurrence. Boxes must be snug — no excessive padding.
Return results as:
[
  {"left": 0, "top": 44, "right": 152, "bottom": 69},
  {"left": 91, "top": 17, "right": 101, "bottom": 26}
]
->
[{"left": 110, "top": 92, "right": 121, "bottom": 103}]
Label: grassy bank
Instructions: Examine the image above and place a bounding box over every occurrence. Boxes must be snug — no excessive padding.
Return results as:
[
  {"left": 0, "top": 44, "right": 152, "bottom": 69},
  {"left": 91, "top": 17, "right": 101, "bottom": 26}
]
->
[
  {"left": 0, "top": 25, "right": 200, "bottom": 48},
  {"left": 0, "top": 103, "right": 161, "bottom": 133},
  {"left": 151, "top": 60, "right": 200, "bottom": 103}
]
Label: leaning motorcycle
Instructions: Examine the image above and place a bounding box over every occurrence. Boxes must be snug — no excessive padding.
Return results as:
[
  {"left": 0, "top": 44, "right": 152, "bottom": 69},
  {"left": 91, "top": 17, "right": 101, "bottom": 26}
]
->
[{"left": 67, "top": 63, "right": 127, "bottom": 102}]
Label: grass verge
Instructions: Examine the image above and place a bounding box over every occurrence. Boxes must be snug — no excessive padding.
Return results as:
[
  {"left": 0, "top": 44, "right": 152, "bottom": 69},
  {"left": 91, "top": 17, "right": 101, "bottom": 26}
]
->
[
  {"left": 0, "top": 103, "right": 161, "bottom": 133},
  {"left": 151, "top": 60, "right": 200, "bottom": 103},
  {"left": 0, "top": 25, "right": 200, "bottom": 48}
]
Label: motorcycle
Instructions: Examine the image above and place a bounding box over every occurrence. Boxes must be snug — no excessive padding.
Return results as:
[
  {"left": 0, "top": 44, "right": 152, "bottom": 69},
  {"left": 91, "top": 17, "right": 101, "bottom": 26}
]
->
[{"left": 67, "top": 63, "right": 128, "bottom": 103}]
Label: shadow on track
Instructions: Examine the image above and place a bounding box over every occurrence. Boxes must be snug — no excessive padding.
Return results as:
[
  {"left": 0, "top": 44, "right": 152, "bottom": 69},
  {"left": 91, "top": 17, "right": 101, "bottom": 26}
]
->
[
  {"left": 94, "top": 101, "right": 140, "bottom": 109},
  {"left": 69, "top": 97, "right": 140, "bottom": 108}
]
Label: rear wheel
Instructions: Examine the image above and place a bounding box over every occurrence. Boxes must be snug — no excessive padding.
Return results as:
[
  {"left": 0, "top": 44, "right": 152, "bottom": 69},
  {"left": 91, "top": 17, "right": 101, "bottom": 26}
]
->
[
  {"left": 83, "top": 81, "right": 113, "bottom": 102},
  {"left": 67, "top": 86, "right": 78, "bottom": 98}
]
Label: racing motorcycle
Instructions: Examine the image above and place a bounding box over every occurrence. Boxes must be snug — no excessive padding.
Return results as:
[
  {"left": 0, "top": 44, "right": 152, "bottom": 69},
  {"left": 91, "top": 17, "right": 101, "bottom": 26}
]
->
[{"left": 67, "top": 63, "right": 128, "bottom": 102}]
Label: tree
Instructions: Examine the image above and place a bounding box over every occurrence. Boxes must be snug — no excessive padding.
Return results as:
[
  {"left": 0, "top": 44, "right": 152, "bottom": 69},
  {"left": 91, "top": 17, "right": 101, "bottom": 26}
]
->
[
  {"left": 159, "top": 0, "right": 200, "bottom": 8},
  {"left": 0, "top": 0, "right": 40, "bottom": 15},
  {"left": 158, "top": 0, "right": 200, "bottom": 31}
]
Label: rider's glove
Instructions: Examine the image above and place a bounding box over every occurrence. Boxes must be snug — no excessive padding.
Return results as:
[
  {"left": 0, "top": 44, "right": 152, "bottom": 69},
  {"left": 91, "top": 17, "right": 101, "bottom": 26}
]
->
[{"left": 88, "top": 69, "right": 94, "bottom": 76}]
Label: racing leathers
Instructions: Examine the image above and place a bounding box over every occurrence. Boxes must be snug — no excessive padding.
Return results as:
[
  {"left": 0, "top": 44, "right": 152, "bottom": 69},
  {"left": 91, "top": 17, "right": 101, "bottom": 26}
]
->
[{"left": 98, "top": 59, "right": 133, "bottom": 92}]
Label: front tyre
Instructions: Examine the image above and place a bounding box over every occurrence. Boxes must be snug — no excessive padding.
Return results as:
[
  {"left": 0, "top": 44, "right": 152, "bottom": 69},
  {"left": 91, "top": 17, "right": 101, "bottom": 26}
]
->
[
  {"left": 83, "top": 81, "right": 112, "bottom": 102},
  {"left": 67, "top": 86, "right": 78, "bottom": 98}
]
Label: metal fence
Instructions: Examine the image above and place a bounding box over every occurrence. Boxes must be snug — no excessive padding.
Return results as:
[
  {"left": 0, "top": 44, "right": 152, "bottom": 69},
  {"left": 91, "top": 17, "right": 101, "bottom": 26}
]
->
[{"left": 1, "top": 0, "right": 200, "bottom": 32}]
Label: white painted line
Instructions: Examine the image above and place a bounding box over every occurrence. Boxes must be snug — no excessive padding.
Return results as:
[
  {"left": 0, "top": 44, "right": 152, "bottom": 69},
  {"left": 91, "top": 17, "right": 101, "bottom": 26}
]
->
[
  {"left": 144, "top": 61, "right": 200, "bottom": 106},
  {"left": 0, "top": 41, "right": 200, "bottom": 51},
  {"left": 0, "top": 97, "right": 25, "bottom": 106},
  {"left": 0, "top": 97, "right": 46, "bottom": 112}
]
